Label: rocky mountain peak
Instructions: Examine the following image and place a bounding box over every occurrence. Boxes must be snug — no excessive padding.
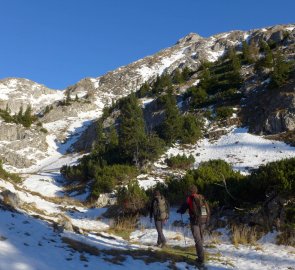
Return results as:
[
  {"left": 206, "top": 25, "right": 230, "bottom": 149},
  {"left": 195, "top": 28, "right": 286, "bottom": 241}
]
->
[{"left": 176, "top": 32, "right": 203, "bottom": 45}]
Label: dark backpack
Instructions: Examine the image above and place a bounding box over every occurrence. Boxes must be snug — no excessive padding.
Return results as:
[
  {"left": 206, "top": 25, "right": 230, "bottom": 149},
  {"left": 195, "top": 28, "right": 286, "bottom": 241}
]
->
[
  {"left": 190, "top": 194, "right": 209, "bottom": 224},
  {"left": 153, "top": 196, "right": 169, "bottom": 220}
]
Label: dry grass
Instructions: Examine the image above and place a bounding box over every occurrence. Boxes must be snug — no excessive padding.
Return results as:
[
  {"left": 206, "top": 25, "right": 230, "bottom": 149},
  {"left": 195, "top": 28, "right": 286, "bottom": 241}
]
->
[
  {"left": 22, "top": 202, "right": 48, "bottom": 216},
  {"left": 208, "top": 231, "right": 222, "bottom": 245},
  {"left": 276, "top": 229, "right": 295, "bottom": 247},
  {"left": 231, "top": 225, "right": 258, "bottom": 247},
  {"left": 108, "top": 216, "right": 138, "bottom": 240},
  {"left": 208, "top": 252, "right": 235, "bottom": 268}
]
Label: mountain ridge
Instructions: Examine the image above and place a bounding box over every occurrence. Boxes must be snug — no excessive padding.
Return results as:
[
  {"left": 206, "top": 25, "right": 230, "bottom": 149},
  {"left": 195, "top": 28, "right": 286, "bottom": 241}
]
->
[{"left": 0, "top": 23, "right": 294, "bottom": 169}]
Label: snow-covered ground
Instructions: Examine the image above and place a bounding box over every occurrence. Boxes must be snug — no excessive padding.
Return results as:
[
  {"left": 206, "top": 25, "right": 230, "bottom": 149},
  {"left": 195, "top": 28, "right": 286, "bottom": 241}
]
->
[
  {"left": 2, "top": 123, "right": 295, "bottom": 269},
  {"left": 1, "top": 205, "right": 294, "bottom": 270},
  {"left": 162, "top": 127, "right": 295, "bottom": 174}
]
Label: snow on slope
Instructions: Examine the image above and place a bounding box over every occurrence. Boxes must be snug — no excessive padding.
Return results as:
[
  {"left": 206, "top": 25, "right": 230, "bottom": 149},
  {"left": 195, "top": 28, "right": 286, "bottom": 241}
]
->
[
  {"left": 136, "top": 46, "right": 189, "bottom": 81},
  {"left": 0, "top": 78, "right": 65, "bottom": 113},
  {"left": 164, "top": 127, "right": 295, "bottom": 174},
  {"left": 0, "top": 209, "right": 175, "bottom": 270},
  {"left": 1, "top": 205, "right": 294, "bottom": 270}
]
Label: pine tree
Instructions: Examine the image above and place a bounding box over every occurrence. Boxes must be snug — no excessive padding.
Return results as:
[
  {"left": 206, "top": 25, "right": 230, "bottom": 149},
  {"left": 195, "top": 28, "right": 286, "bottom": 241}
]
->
[
  {"left": 199, "top": 67, "right": 212, "bottom": 90},
  {"left": 156, "top": 92, "right": 182, "bottom": 144},
  {"left": 182, "top": 67, "right": 191, "bottom": 82},
  {"left": 228, "top": 47, "right": 241, "bottom": 72},
  {"left": 137, "top": 82, "right": 150, "bottom": 98},
  {"left": 242, "top": 40, "right": 258, "bottom": 64},
  {"left": 227, "top": 47, "right": 242, "bottom": 86},
  {"left": 23, "top": 105, "right": 33, "bottom": 127},
  {"left": 93, "top": 120, "right": 106, "bottom": 156},
  {"left": 242, "top": 41, "right": 251, "bottom": 63},
  {"left": 153, "top": 73, "right": 172, "bottom": 95},
  {"left": 257, "top": 41, "right": 273, "bottom": 69},
  {"left": 270, "top": 51, "right": 291, "bottom": 88},
  {"left": 119, "top": 93, "right": 147, "bottom": 164},
  {"left": 16, "top": 106, "right": 23, "bottom": 123},
  {"left": 180, "top": 114, "right": 202, "bottom": 144},
  {"left": 172, "top": 69, "right": 184, "bottom": 84},
  {"left": 66, "top": 91, "right": 71, "bottom": 105},
  {"left": 189, "top": 87, "right": 208, "bottom": 107}
]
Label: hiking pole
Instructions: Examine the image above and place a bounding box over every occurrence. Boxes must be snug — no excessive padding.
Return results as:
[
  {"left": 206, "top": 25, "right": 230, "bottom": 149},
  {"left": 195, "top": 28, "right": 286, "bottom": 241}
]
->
[{"left": 181, "top": 214, "right": 187, "bottom": 246}]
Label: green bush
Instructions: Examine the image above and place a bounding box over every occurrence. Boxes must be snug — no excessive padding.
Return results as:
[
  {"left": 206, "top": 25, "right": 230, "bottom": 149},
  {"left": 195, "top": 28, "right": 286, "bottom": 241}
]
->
[
  {"left": 163, "top": 159, "right": 244, "bottom": 205},
  {"left": 116, "top": 180, "right": 148, "bottom": 215},
  {"left": 244, "top": 158, "right": 295, "bottom": 202},
  {"left": 92, "top": 165, "right": 138, "bottom": 197},
  {"left": 166, "top": 154, "right": 195, "bottom": 170},
  {"left": 216, "top": 106, "right": 234, "bottom": 119},
  {"left": 0, "top": 105, "right": 36, "bottom": 128},
  {"left": 180, "top": 114, "right": 203, "bottom": 144}
]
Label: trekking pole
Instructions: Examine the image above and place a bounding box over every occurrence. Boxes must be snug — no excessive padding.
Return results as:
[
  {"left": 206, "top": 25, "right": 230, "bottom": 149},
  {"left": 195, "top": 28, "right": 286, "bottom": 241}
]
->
[{"left": 181, "top": 214, "right": 187, "bottom": 246}]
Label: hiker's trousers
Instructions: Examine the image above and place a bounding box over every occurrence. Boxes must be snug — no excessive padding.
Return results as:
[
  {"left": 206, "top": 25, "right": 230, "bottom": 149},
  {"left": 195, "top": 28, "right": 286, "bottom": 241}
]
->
[
  {"left": 155, "top": 220, "right": 166, "bottom": 245},
  {"left": 191, "top": 223, "right": 205, "bottom": 262}
]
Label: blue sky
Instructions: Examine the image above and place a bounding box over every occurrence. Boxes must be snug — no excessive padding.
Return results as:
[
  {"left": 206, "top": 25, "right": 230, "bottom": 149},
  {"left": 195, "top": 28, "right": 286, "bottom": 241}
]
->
[{"left": 0, "top": 0, "right": 294, "bottom": 89}]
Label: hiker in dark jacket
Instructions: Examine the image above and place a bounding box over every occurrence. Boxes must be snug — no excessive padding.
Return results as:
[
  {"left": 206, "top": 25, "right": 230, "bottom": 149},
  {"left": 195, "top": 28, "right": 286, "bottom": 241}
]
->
[
  {"left": 150, "top": 190, "right": 169, "bottom": 247},
  {"left": 177, "top": 185, "right": 210, "bottom": 266}
]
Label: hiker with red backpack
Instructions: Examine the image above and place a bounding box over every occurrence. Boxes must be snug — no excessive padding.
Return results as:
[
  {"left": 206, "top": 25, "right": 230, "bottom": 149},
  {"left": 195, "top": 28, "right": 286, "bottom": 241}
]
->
[
  {"left": 177, "top": 185, "right": 210, "bottom": 268},
  {"left": 150, "top": 190, "right": 169, "bottom": 248}
]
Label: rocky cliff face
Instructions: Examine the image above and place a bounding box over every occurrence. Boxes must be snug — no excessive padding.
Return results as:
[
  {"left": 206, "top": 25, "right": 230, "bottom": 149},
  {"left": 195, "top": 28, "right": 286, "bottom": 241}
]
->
[
  {"left": 0, "top": 78, "right": 65, "bottom": 114},
  {"left": 0, "top": 23, "right": 295, "bottom": 169}
]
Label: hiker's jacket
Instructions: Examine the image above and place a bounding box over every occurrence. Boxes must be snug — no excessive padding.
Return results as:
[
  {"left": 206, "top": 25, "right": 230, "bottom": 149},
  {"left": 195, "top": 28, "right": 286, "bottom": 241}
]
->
[
  {"left": 149, "top": 195, "right": 170, "bottom": 221},
  {"left": 177, "top": 193, "right": 210, "bottom": 225}
]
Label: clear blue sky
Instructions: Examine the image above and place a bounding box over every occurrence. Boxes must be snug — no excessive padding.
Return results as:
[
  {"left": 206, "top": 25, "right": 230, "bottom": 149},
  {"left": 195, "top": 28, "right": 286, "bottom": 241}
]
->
[{"left": 0, "top": 0, "right": 294, "bottom": 89}]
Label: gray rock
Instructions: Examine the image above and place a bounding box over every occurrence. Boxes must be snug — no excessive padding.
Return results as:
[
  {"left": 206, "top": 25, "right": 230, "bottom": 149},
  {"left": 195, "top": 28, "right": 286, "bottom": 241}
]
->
[
  {"left": 269, "top": 30, "right": 285, "bottom": 43},
  {"left": 53, "top": 215, "right": 74, "bottom": 233},
  {"left": 0, "top": 189, "right": 22, "bottom": 209},
  {"left": 95, "top": 193, "right": 117, "bottom": 207}
]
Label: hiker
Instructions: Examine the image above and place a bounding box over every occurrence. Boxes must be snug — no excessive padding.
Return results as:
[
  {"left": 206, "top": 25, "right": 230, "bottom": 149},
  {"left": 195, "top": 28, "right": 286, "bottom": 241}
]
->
[
  {"left": 177, "top": 185, "right": 210, "bottom": 267},
  {"left": 149, "top": 190, "right": 169, "bottom": 247}
]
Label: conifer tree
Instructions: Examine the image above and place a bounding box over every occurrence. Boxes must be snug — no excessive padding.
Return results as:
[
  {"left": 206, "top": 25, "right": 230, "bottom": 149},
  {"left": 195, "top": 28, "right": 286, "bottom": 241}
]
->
[
  {"left": 256, "top": 41, "right": 273, "bottom": 69},
  {"left": 156, "top": 91, "right": 182, "bottom": 144},
  {"left": 119, "top": 93, "right": 146, "bottom": 164},
  {"left": 242, "top": 41, "right": 251, "bottom": 63},
  {"left": 182, "top": 66, "right": 191, "bottom": 81},
  {"left": 172, "top": 69, "right": 184, "bottom": 84},
  {"left": 23, "top": 105, "right": 33, "bottom": 127},
  {"left": 66, "top": 91, "right": 71, "bottom": 105},
  {"left": 270, "top": 51, "right": 291, "bottom": 88},
  {"left": 227, "top": 47, "right": 242, "bottom": 86},
  {"left": 137, "top": 82, "right": 150, "bottom": 98},
  {"left": 17, "top": 106, "right": 23, "bottom": 123}
]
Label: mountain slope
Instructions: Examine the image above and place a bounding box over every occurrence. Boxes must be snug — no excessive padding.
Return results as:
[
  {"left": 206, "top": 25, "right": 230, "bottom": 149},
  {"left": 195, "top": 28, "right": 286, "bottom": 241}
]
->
[{"left": 0, "top": 23, "right": 295, "bottom": 270}]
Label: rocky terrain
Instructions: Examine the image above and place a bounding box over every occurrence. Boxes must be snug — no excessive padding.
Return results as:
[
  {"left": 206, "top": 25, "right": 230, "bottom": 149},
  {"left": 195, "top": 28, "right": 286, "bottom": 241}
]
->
[
  {"left": 0, "top": 23, "right": 295, "bottom": 270},
  {"left": 0, "top": 23, "right": 294, "bottom": 169}
]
